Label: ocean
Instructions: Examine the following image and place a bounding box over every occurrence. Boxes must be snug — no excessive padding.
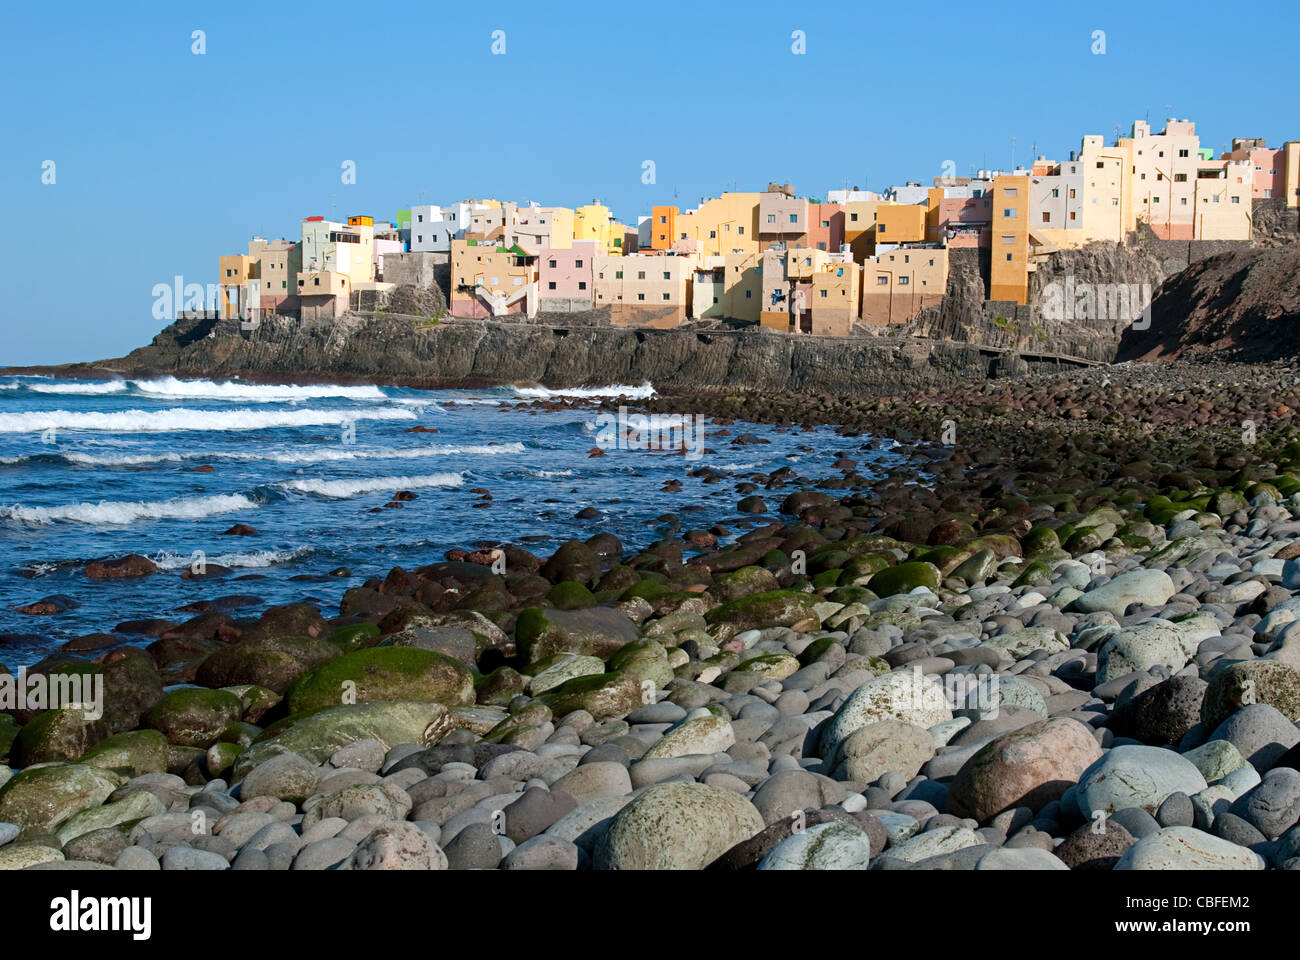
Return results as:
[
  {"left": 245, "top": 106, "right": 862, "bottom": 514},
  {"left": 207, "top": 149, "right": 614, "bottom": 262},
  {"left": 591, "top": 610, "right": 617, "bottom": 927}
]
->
[{"left": 0, "top": 375, "right": 902, "bottom": 667}]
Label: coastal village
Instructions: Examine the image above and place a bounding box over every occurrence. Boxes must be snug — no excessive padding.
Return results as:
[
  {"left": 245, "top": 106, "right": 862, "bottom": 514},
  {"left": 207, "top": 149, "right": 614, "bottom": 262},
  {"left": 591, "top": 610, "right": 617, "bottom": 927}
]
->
[{"left": 217, "top": 119, "right": 1300, "bottom": 336}]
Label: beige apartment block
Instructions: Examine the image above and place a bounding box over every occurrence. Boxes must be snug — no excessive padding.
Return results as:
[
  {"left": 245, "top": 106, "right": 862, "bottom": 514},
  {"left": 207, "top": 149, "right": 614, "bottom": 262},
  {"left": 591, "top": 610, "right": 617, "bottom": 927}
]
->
[
  {"left": 860, "top": 246, "right": 948, "bottom": 327},
  {"left": 594, "top": 253, "right": 693, "bottom": 328}
]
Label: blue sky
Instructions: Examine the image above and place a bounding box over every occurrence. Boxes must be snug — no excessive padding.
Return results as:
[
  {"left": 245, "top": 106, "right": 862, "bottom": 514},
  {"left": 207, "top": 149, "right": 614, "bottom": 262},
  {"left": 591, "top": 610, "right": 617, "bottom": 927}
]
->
[{"left": 2, "top": 0, "right": 1295, "bottom": 365}]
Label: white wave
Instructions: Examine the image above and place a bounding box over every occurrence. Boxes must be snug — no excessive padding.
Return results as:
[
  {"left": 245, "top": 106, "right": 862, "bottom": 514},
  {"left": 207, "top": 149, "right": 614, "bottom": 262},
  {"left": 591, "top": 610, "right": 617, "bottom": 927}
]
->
[
  {"left": 278, "top": 472, "right": 465, "bottom": 498},
  {"left": 513, "top": 381, "right": 655, "bottom": 400},
  {"left": 130, "top": 376, "right": 389, "bottom": 402},
  {"left": 0, "top": 407, "right": 416, "bottom": 433},
  {"left": 717, "top": 461, "right": 768, "bottom": 471},
  {"left": 28, "top": 380, "right": 128, "bottom": 395},
  {"left": 151, "top": 547, "right": 307, "bottom": 570},
  {"left": 46, "top": 441, "right": 524, "bottom": 467},
  {"left": 524, "top": 468, "right": 574, "bottom": 478},
  {"left": 2, "top": 493, "right": 258, "bottom": 525}
]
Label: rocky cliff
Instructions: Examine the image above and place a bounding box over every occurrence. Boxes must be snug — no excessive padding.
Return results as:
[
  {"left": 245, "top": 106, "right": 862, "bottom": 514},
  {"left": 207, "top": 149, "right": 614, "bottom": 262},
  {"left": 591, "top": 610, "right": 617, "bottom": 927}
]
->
[{"left": 38, "top": 312, "right": 1043, "bottom": 396}]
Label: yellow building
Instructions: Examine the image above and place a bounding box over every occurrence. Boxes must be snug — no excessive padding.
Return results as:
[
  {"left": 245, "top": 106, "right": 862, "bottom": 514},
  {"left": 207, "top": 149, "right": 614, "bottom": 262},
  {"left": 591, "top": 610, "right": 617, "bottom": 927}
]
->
[
  {"left": 843, "top": 200, "right": 881, "bottom": 259},
  {"left": 860, "top": 247, "right": 948, "bottom": 327},
  {"left": 990, "top": 176, "right": 1030, "bottom": 304},
  {"left": 574, "top": 200, "right": 629, "bottom": 255},
  {"left": 299, "top": 217, "right": 375, "bottom": 288},
  {"left": 449, "top": 239, "right": 539, "bottom": 318},
  {"left": 1078, "top": 135, "right": 1134, "bottom": 243},
  {"left": 661, "top": 193, "right": 761, "bottom": 259},
  {"left": 874, "top": 203, "right": 927, "bottom": 245},
  {"left": 1286, "top": 142, "right": 1300, "bottom": 207},
  {"left": 809, "top": 260, "right": 860, "bottom": 336}
]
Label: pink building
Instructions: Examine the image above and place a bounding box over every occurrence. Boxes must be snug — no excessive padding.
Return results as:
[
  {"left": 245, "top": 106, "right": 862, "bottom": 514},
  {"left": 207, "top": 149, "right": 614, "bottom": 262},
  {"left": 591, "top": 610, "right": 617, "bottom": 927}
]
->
[
  {"left": 938, "top": 196, "right": 992, "bottom": 248},
  {"left": 1223, "top": 144, "right": 1286, "bottom": 200},
  {"left": 539, "top": 239, "right": 597, "bottom": 312},
  {"left": 806, "top": 203, "right": 845, "bottom": 251}
]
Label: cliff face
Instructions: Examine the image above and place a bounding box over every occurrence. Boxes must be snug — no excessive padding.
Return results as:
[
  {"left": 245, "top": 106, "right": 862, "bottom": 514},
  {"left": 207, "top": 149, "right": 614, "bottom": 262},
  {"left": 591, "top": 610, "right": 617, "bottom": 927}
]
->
[
  {"left": 1117, "top": 246, "right": 1300, "bottom": 362},
  {"left": 898, "top": 239, "right": 1173, "bottom": 362},
  {"left": 78, "top": 312, "right": 1028, "bottom": 395}
]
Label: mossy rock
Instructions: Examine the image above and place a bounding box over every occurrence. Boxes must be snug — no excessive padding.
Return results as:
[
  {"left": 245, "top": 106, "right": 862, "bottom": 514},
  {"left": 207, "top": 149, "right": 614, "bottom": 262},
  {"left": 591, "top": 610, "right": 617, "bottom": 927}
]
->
[
  {"left": 798, "top": 636, "right": 839, "bottom": 667},
  {"left": 144, "top": 688, "right": 244, "bottom": 748},
  {"left": 965, "top": 534, "right": 1023, "bottom": 560},
  {"left": 827, "top": 585, "right": 877, "bottom": 606},
  {"left": 474, "top": 666, "right": 527, "bottom": 706},
  {"left": 1019, "top": 526, "right": 1061, "bottom": 558},
  {"left": 912, "top": 546, "right": 972, "bottom": 576},
  {"left": 284, "top": 646, "right": 475, "bottom": 716},
  {"left": 736, "top": 653, "right": 800, "bottom": 681},
  {"left": 232, "top": 700, "right": 453, "bottom": 782},
  {"left": 205, "top": 741, "right": 241, "bottom": 779},
  {"left": 809, "top": 549, "right": 851, "bottom": 573},
  {"left": 812, "top": 569, "right": 843, "bottom": 589},
  {"left": 328, "top": 622, "right": 382, "bottom": 654},
  {"left": 950, "top": 549, "right": 997, "bottom": 586},
  {"left": 1209, "top": 490, "right": 1248, "bottom": 516},
  {"left": 0, "top": 713, "right": 18, "bottom": 761},
  {"left": 620, "top": 578, "right": 672, "bottom": 602},
  {"left": 606, "top": 639, "right": 674, "bottom": 689},
  {"left": 11, "top": 707, "right": 108, "bottom": 767},
  {"left": 547, "top": 581, "right": 597, "bottom": 610},
  {"left": 515, "top": 606, "right": 641, "bottom": 666},
  {"left": 866, "top": 561, "right": 941, "bottom": 598},
  {"left": 1012, "top": 559, "right": 1055, "bottom": 588},
  {"left": 526, "top": 654, "right": 606, "bottom": 696},
  {"left": 0, "top": 763, "right": 121, "bottom": 832},
  {"left": 216, "top": 722, "right": 263, "bottom": 749},
  {"left": 713, "top": 565, "right": 781, "bottom": 602},
  {"left": 194, "top": 635, "right": 341, "bottom": 694},
  {"left": 542, "top": 540, "right": 602, "bottom": 585},
  {"left": 704, "top": 590, "right": 821, "bottom": 631},
  {"left": 1201, "top": 661, "right": 1300, "bottom": 731},
  {"left": 226, "top": 684, "right": 281, "bottom": 723},
  {"left": 1063, "top": 527, "right": 1103, "bottom": 555},
  {"left": 79, "top": 729, "right": 169, "bottom": 777},
  {"left": 538, "top": 671, "right": 643, "bottom": 721},
  {"left": 842, "top": 552, "right": 894, "bottom": 580}
]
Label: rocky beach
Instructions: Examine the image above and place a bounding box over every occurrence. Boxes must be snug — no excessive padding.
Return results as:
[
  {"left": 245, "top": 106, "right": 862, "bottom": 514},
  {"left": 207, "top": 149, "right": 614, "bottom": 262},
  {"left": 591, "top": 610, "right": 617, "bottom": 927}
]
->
[{"left": 3, "top": 359, "right": 1300, "bottom": 871}]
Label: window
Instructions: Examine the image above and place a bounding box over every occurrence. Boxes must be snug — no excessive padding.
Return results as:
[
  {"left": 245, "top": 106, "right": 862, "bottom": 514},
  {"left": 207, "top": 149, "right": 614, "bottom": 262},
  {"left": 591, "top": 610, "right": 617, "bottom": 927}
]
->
[
  {"left": 709, "top": 230, "right": 716, "bottom": 239},
  {"left": 1178, "top": 149, "right": 1188, "bottom": 158},
  {"left": 1069, "top": 188, "right": 1076, "bottom": 199},
  {"left": 713, "top": 296, "right": 719, "bottom": 304},
  {"left": 637, "top": 271, "right": 646, "bottom": 279},
  {"left": 1001, "top": 234, "right": 1015, "bottom": 244},
  {"left": 788, "top": 214, "right": 798, "bottom": 223},
  {"left": 1174, "top": 173, "right": 1187, "bottom": 182},
  {"left": 1140, "top": 173, "right": 1147, "bottom": 180},
  {"left": 1051, "top": 188, "right": 1059, "bottom": 198},
  {"left": 767, "top": 214, "right": 776, "bottom": 223},
  {"left": 1096, "top": 161, "right": 1104, "bottom": 169},
  {"left": 819, "top": 289, "right": 827, "bottom": 298},
  {"left": 745, "top": 290, "right": 751, "bottom": 298},
  {"left": 548, "top": 281, "right": 557, "bottom": 290},
  {"left": 575, "top": 259, "right": 583, "bottom": 267},
  {"left": 659, "top": 216, "right": 667, "bottom": 224},
  {"left": 879, "top": 224, "right": 886, "bottom": 233},
  {"left": 1069, "top": 212, "right": 1077, "bottom": 221},
  {"left": 899, "top": 276, "right": 909, "bottom": 285},
  {"left": 637, "top": 293, "right": 645, "bottom": 301},
  {"left": 661, "top": 292, "right": 670, "bottom": 301},
  {"left": 1003, "top": 208, "right": 1017, "bottom": 218},
  {"left": 1231, "top": 196, "right": 1240, "bottom": 204},
  {"left": 1006, "top": 253, "right": 1013, "bottom": 261},
  {"left": 851, "top": 213, "right": 858, "bottom": 222},
  {"left": 818, "top": 242, "right": 826, "bottom": 251},
  {"left": 1042, "top": 212, "right": 1051, "bottom": 223},
  {"left": 737, "top": 226, "right": 744, "bottom": 235},
  {"left": 615, "top": 270, "right": 623, "bottom": 279},
  {"left": 821, "top": 220, "right": 829, "bottom": 227},
  {"left": 877, "top": 276, "right": 888, "bottom": 285},
  {"left": 548, "top": 259, "right": 557, "bottom": 268},
  {"left": 578, "top": 281, "right": 587, "bottom": 289},
  {"left": 903, "top": 255, "right": 909, "bottom": 263}
]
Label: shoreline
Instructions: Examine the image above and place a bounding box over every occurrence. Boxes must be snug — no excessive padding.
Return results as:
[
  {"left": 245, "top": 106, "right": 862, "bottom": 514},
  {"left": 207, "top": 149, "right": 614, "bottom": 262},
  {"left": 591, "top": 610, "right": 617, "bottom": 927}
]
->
[{"left": 3, "top": 362, "right": 1300, "bottom": 871}]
